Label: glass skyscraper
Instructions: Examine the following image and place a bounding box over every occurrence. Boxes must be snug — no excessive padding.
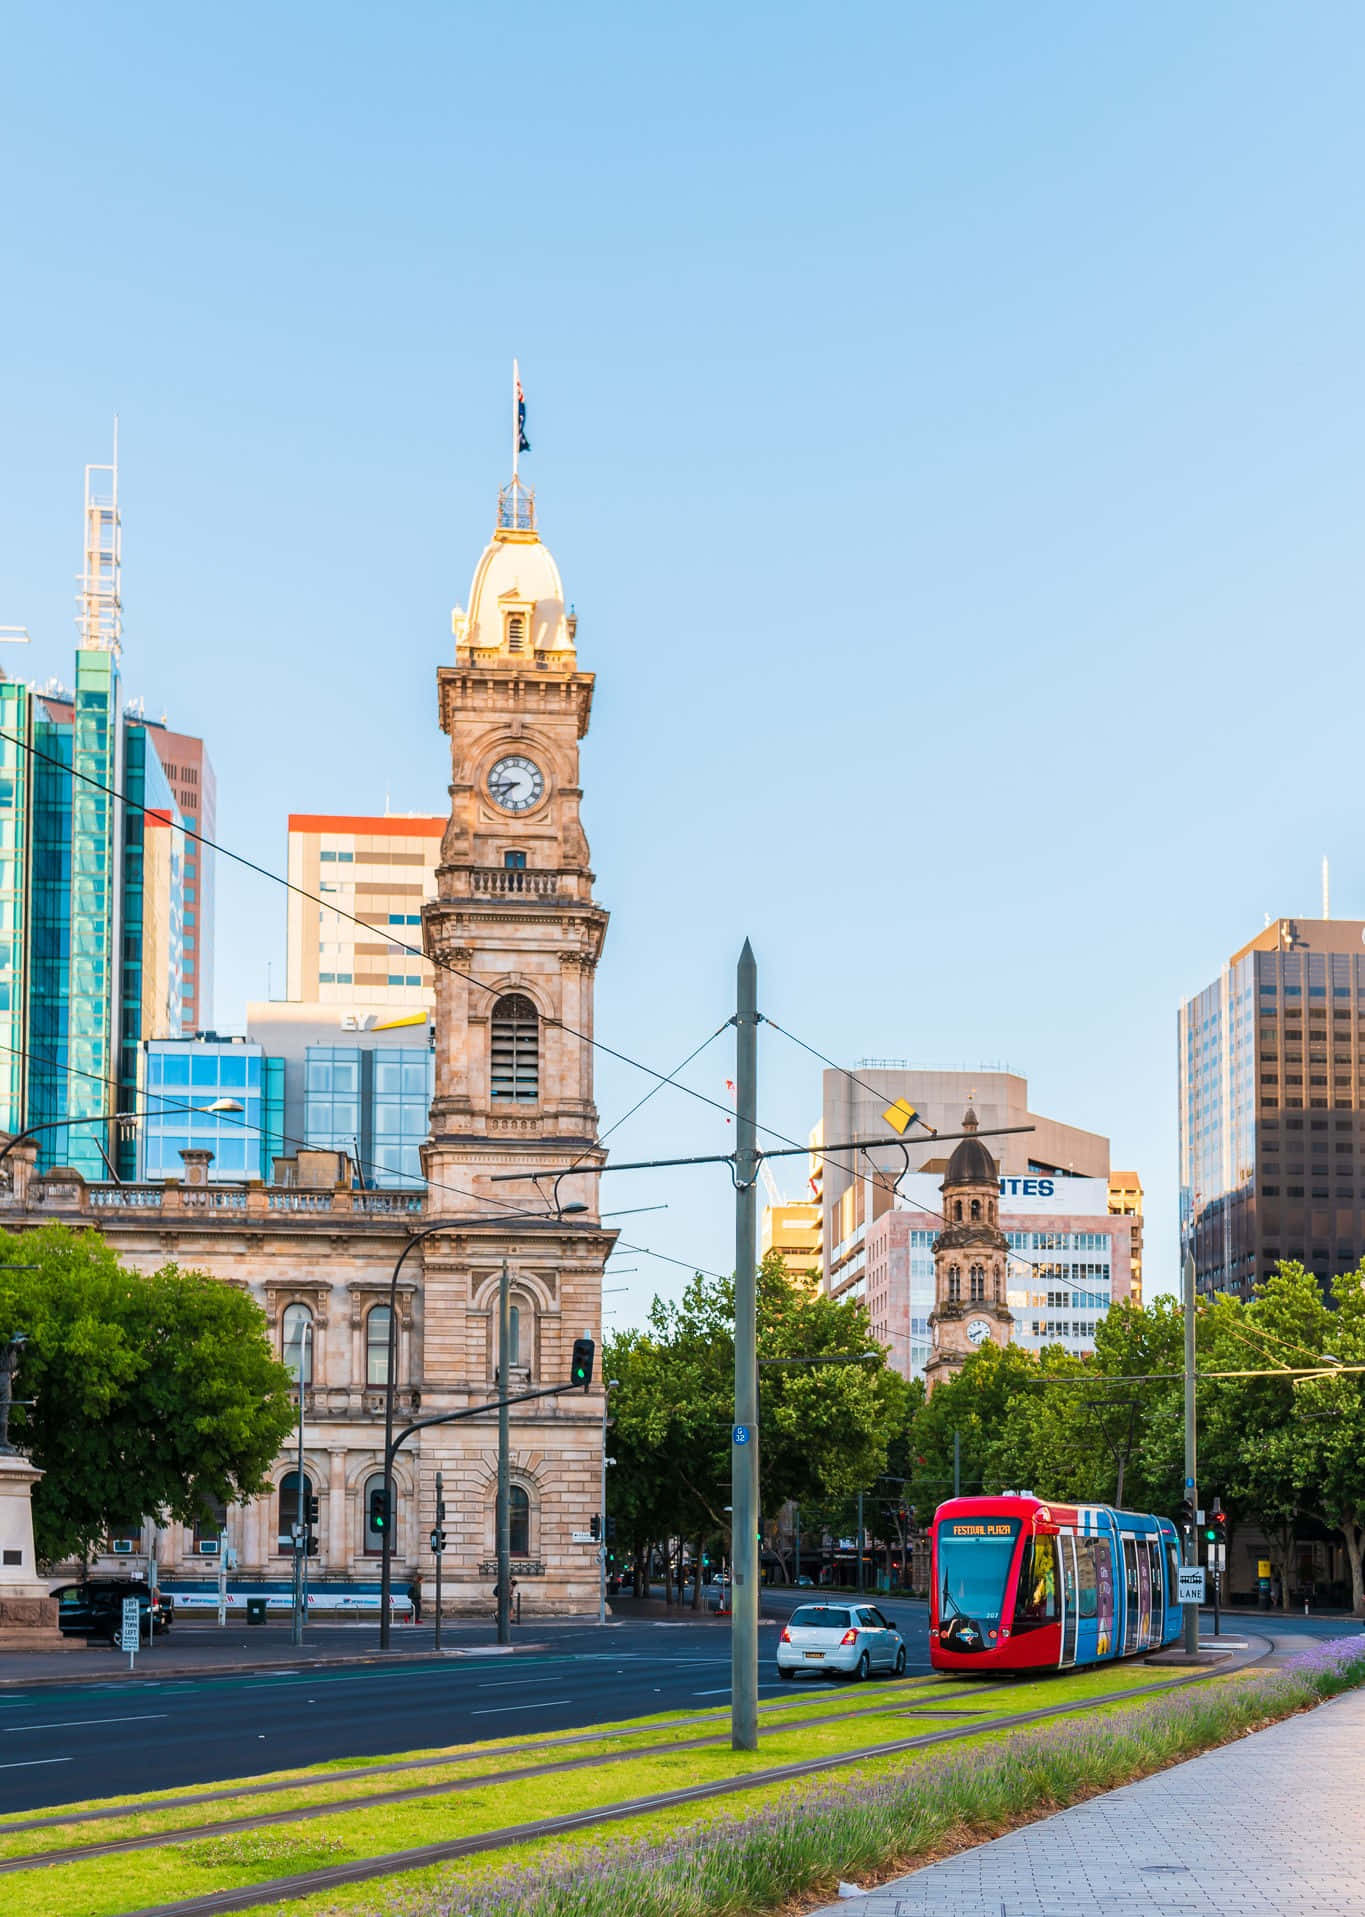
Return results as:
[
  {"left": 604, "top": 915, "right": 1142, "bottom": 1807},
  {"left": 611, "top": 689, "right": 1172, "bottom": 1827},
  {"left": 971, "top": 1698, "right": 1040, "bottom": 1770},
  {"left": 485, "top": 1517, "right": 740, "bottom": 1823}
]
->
[{"left": 1179, "top": 918, "right": 1365, "bottom": 1299}]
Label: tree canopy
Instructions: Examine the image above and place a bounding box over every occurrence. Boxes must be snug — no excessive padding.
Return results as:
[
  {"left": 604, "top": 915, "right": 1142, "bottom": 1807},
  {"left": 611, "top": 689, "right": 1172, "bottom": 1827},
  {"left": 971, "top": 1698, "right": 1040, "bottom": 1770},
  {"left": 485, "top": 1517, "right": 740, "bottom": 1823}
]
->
[{"left": 0, "top": 1224, "right": 298, "bottom": 1564}]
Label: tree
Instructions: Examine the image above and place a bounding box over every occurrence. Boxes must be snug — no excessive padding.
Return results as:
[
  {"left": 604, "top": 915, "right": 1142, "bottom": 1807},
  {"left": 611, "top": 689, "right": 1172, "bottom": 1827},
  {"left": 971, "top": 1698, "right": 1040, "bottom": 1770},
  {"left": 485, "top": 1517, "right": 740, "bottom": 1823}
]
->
[
  {"left": 1305, "top": 1266, "right": 1365, "bottom": 1616},
  {"left": 605, "top": 1253, "right": 907, "bottom": 1594},
  {"left": 0, "top": 1225, "right": 298, "bottom": 1564}
]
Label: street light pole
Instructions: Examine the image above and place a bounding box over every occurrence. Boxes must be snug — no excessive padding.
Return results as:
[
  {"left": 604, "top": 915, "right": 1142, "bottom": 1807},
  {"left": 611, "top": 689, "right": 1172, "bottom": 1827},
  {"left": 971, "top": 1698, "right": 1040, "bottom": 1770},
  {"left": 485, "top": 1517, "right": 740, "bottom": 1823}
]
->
[
  {"left": 497, "top": 1257, "right": 512, "bottom": 1647},
  {"left": 731, "top": 938, "right": 759, "bottom": 1753},
  {"left": 1182, "top": 1247, "right": 1199, "bottom": 1656},
  {"left": 291, "top": 1317, "right": 312, "bottom": 1648}
]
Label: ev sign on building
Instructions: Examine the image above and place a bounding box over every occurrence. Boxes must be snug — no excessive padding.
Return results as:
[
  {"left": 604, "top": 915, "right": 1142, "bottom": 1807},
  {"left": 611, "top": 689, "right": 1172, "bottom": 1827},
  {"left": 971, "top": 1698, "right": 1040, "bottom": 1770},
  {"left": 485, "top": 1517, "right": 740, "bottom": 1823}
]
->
[{"left": 894, "top": 1173, "right": 1111, "bottom": 1219}]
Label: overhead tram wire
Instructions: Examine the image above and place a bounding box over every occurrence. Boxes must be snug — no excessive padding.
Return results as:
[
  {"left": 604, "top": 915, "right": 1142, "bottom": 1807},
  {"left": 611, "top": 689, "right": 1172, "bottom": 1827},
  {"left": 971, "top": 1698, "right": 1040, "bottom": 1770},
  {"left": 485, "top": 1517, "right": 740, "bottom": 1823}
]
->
[
  {"left": 0, "top": 1037, "right": 733, "bottom": 1286},
  {"left": 0, "top": 726, "right": 755, "bottom": 1138},
  {"left": 761, "top": 1013, "right": 1093, "bottom": 1282}
]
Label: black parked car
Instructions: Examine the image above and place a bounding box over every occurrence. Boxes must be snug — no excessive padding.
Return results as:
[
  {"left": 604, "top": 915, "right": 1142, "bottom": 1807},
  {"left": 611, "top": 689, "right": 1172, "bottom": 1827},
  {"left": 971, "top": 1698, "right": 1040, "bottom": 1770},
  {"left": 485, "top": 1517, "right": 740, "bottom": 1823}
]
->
[{"left": 53, "top": 1580, "right": 174, "bottom": 1643}]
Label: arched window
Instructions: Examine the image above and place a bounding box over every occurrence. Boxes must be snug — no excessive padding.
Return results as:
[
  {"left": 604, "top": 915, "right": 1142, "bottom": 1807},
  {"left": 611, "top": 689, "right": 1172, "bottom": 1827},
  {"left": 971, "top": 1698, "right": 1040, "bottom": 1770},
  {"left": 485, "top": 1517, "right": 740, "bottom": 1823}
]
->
[
  {"left": 509, "top": 1304, "right": 521, "bottom": 1366},
  {"left": 953, "top": 1200, "right": 963, "bottom": 1221},
  {"left": 505, "top": 611, "right": 526, "bottom": 652},
  {"left": 362, "top": 1471, "right": 392, "bottom": 1554},
  {"left": 278, "top": 1470, "right": 314, "bottom": 1551},
  {"left": 969, "top": 1266, "right": 985, "bottom": 1303},
  {"left": 282, "top": 1303, "right": 313, "bottom": 1382},
  {"left": 947, "top": 1264, "right": 961, "bottom": 1303},
  {"left": 510, "top": 1485, "right": 530, "bottom": 1557},
  {"left": 989, "top": 1200, "right": 997, "bottom": 1222},
  {"left": 970, "top": 1199, "right": 981, "bottom": 1221},
  {"left": 490, "top": 994, "right": 539, "bottom": 1103},
  {"left": 994, "top": 1266, "right": 1003, "bottom": 1302},
  {"left": 366, "top": 1305, "right": 393, "bottom": 1386}
]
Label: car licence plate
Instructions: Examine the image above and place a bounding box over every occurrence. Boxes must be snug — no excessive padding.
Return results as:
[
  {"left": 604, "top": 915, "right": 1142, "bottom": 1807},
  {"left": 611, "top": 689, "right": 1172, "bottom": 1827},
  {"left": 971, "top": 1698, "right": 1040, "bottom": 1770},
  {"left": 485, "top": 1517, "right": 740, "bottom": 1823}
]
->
[{"left": 804, "top": 1651, "right": 824, "bottom": 1659}]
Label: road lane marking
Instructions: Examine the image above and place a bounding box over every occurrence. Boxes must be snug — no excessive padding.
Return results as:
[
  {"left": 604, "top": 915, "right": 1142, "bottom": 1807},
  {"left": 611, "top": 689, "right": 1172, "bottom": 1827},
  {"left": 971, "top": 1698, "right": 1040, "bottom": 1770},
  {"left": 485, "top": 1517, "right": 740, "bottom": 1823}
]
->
[
  {"left": 4, "top": 1713, "right": 168, "bottom": 1733},
  {"left": 470, "top": 1699, "right": 572, "bottom": 1715},
  {"left": 0, "top": 1757, "right": 72, "bottom": 1771}
]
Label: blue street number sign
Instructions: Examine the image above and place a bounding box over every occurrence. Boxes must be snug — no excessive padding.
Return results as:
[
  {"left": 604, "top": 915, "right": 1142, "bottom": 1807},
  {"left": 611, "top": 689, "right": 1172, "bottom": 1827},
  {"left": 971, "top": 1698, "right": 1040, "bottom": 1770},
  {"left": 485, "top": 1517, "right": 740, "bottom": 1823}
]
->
[{"left": 732, "top": 1424, "right": 751, "bottom": 1446}]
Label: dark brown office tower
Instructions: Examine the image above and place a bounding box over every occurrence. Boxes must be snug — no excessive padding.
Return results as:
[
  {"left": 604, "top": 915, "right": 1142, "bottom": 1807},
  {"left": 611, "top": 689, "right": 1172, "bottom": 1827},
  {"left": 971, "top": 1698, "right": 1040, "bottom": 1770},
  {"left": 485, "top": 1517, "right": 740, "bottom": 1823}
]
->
[{"left": 1179, "top": 918, "right": 1365, "bottom": 1300}]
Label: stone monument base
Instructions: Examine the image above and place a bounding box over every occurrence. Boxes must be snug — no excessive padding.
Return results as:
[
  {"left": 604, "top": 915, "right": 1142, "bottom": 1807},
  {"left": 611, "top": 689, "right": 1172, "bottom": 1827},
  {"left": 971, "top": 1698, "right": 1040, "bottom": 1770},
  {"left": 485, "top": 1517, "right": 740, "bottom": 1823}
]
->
[{"left": 0, "top": 1451, "right": 77, "bottom": 1649}]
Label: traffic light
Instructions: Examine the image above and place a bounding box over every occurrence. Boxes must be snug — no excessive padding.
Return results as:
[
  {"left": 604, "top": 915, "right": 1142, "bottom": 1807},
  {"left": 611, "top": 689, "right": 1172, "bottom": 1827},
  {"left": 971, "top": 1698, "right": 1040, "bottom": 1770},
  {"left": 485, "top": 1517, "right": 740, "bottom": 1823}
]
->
[
  {"left": 590, "top": 1512, "right": 601, "bottom": 1541},
  {"left": 429, "top": 1528, "right": 446, "bottom": 1554},
  {"left": 305, "top": 1493, "right": 320, "bottom": 1528},
  {"left": 570, "top": 1337, "right": 595, "bottom": 1389},
  {"left": 369, "top": 1486, "right": 390, "bottom": 1533},
  {"left": 605, "top": 1516, "right": 617, "bottom": 1543},
  {"left": 1177, "top": 1499, "right": 1194, "bottom": 1527}
]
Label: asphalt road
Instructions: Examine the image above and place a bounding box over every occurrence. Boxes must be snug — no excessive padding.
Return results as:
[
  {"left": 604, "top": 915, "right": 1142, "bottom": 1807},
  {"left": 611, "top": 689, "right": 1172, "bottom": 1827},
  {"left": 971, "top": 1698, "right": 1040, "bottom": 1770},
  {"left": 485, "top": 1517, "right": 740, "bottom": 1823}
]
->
[
  {"left": 0, "top": 1596, "right": 1353, "bottom": 1817},
  {"left": 0, "top": 1595, "right": 932, "bottom": 1814}
]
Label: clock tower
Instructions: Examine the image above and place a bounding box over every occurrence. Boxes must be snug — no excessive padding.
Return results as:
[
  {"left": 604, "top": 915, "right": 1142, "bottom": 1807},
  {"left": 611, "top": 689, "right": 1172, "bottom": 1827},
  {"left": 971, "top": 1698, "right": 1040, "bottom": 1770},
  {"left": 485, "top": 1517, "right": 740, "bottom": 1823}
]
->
[
  {"left": 416, "top": 473, "right": 615, "bottom": 1613},
  {"left": 925, "top": 1109, "right": 1014, "bottom": 1394}
]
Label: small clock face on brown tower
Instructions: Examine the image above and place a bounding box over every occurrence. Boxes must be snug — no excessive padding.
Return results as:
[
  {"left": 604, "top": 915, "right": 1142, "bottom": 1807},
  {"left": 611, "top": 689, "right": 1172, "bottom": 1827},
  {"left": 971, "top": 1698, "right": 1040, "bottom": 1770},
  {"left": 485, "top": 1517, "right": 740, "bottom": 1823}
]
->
[{"left": 925, "top": 1108, "right": 1015, "bottom": 1394}]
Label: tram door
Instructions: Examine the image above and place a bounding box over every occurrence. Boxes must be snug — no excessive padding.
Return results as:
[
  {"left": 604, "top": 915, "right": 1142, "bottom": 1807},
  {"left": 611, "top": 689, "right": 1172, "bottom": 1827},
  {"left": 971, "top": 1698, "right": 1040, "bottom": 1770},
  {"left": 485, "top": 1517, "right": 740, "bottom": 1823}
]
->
[
  {"left": 1060, "top": 1533, "right": 1079, "bottom": 1666},
  {"left": 1121, "top": 1538, "right": 1140, "bottom": 1654}
]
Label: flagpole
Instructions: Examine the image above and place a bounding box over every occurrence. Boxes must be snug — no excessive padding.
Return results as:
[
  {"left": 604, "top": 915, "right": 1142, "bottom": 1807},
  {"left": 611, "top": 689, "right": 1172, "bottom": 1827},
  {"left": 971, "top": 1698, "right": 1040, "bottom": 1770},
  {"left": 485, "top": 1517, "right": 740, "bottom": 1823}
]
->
[{"left": 512, "top": 358, "right": 519, "bottom": 483}]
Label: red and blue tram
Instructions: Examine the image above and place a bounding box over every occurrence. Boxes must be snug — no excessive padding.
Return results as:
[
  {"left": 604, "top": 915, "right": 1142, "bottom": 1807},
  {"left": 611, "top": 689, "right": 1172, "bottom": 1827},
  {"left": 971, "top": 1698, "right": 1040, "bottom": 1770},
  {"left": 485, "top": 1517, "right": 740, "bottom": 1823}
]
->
[{"left": 930, "top": 1494, "right": 1183, "bottom": 1674}]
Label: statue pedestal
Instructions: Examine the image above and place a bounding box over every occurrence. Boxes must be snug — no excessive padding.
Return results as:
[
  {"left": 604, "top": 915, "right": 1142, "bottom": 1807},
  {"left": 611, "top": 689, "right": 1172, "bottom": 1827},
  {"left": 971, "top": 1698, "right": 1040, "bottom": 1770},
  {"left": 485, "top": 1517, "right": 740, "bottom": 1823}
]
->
[{"left": 0, "top": 1454, "right": 73, "bottom": 1649}]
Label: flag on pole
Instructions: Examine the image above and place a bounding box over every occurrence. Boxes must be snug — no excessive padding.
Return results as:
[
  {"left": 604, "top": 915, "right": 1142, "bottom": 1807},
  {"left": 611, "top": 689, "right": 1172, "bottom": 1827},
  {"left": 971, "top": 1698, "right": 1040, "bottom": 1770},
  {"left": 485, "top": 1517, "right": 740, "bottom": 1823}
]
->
[{"left": 516, "top": 368, "right": 530, "bottom": 454}]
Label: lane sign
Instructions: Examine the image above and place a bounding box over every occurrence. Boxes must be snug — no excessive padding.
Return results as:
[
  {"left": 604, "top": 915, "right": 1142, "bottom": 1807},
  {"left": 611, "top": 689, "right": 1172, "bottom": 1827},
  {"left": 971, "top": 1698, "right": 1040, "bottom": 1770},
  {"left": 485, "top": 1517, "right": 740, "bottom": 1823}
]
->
[
  {"left": 119, "top": 1596, "right": 140, "bottom": 1663},
  {"left": 1177, "top": 1567, "right": 1206, "bottom": 1606}
]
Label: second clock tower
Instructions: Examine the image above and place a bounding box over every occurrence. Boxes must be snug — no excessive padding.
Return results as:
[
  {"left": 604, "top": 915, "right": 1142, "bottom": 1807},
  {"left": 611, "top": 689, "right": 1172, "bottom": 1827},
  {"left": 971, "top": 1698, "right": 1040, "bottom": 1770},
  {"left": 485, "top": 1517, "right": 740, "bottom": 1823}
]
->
[{"left": 925, "top": 1109, "right": 1014, "bottom": 1394}]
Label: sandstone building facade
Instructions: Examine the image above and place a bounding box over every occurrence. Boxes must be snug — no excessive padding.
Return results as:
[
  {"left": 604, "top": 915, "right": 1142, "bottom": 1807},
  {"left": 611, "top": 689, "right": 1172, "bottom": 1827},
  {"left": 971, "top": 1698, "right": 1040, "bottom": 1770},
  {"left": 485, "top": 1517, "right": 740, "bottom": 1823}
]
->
[{"left": 0, "top": 474, "right": 615, "bottom": 1614}]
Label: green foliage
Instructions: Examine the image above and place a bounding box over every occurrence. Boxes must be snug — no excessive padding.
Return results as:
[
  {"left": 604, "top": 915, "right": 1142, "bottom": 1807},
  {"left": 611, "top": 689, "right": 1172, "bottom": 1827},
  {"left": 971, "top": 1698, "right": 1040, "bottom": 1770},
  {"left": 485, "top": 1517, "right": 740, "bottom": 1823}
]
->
[
  {"left": 604, "top": 1253, "right": 907, "bottom": 1555},
  {"left": 0, "top": 1224, "right": 298, "bottom": 1563}
]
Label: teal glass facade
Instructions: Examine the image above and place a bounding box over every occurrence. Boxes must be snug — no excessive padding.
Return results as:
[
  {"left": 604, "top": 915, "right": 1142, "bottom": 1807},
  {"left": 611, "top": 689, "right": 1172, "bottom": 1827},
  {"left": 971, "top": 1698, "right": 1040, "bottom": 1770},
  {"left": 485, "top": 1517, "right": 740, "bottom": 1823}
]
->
[
  {"left": 304, "top": 1044, "right": 431, "bottom": 1186},
  {"left": 0, "top": 672, "right": 201, "bottom": 1177},
  {"left": 141, "top": 1040, "right": 270, "bottom": 1181}
]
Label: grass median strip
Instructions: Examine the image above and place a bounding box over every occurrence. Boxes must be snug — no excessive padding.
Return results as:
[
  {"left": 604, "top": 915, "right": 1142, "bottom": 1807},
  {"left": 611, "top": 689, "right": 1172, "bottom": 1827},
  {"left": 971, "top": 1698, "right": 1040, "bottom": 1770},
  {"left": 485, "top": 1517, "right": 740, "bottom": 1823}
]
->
[
  {"left": 0, "top": 1658, "right": 1273, "bottom": 1917},
  {"left": 219, "top": 1635, "right": 1365, "bottom": 1917}
]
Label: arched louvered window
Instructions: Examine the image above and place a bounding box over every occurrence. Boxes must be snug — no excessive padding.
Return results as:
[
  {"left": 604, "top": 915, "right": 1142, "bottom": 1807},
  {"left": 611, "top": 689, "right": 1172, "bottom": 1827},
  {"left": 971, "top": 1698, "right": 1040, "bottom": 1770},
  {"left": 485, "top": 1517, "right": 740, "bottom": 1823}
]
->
[
  {"left": 491, "top": 994, "right": 539, "bottom": 1102},
  {"left": 947, "top": 1264, "right": 961, "bottom": 1303},
  {"left": 505, "top": 612, "right": 527, "bottom": 652},
  {"left": 953, "top": 1200, "right": 963, "bottom": 1221},
  {"left": 970, "top": 1199, "right": 981, "bottom": 1221},
  {"left": 969, "top": 1265, "right": 985, "bottom": 1303}
]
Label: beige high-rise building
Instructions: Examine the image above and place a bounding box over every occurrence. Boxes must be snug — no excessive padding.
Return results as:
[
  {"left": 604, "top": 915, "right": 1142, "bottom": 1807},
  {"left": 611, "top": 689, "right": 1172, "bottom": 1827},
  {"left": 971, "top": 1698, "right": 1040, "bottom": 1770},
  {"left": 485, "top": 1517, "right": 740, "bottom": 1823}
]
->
[
  {"left": 1108, "top": 1172, "right": 1144, "bottom": 1303},
  {"left": 762, "top": 1202, "right": 822, "bottom": 1282},
  {"left": 286, "top": 814, "right": 443, "bottom": 1009}
]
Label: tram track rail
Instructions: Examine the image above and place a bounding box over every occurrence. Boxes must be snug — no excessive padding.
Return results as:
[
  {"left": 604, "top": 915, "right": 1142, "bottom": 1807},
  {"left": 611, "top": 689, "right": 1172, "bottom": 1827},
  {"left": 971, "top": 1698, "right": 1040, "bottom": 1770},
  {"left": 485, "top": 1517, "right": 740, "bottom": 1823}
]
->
[{"left": 11, "top": 1637, "right": 1269, "bottom": 1916}]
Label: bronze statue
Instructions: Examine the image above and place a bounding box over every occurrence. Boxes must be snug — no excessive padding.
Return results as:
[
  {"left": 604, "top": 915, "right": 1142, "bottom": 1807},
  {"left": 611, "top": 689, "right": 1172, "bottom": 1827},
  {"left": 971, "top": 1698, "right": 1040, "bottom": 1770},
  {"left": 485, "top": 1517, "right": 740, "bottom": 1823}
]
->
[{"left": 0, "top": 1332, "right": 27, "bottom": 1454}]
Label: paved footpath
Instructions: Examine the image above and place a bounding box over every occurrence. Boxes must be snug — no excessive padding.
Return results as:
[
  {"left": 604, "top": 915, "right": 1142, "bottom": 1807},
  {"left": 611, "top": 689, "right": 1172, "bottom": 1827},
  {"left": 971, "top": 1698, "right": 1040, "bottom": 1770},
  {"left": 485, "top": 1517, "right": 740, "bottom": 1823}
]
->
[{"left": 808, "top": 1682, "right": 1365, "bottom": 1916}]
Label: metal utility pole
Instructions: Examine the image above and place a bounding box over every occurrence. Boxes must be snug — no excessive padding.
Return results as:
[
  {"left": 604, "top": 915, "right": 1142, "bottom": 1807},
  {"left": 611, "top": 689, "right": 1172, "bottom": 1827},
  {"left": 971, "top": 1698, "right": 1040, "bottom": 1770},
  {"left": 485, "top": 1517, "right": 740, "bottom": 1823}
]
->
[
  {"left": 731, "top": 938, "right": 759, "bottom": 1752},
  {"left": 434, "top": 1469, "right": 444, "bottom": 1652},
  {"left": 291, "top": 1320, "right": 311, "bottom": 1648},
  {"left": 497, "top": 1258, "right": 513, "bottom": 1648},
  {"left": 953, "top": 1429, "right": 961, "bottom": 1499},
  {"left": 1182, "top": 1248, "right": 1199, "bottom": 1655},
  {"left": 794, "top": 1503, "right": 800, "bottom": 1586},
  {"left": 598, "top": 1381, "right": 619, "bottom": 1627},
  {"left": 856, "top": 1490, "right": 864, "bottom": 1594}
]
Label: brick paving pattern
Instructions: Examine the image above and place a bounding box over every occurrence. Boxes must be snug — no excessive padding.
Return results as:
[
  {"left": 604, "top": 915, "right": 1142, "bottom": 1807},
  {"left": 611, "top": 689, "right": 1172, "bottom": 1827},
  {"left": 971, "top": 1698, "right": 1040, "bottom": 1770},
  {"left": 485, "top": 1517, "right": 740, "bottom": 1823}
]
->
[{"left": 807, "top": 1684, "right": 1365, "bottom": 1916}]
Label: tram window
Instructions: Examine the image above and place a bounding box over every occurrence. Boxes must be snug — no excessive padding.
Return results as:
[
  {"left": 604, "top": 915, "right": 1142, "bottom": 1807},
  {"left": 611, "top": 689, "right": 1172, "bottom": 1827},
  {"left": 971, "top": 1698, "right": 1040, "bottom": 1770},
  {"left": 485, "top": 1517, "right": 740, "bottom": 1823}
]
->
[
  {"left": 1075, "top": 1537, "right": 1098, "bottom": 1618},
  {"left": 1013, "top": 1535, "right": 1060, "bottom": 1630},
  {"left": 1164, "top": 1541, "right": 1180, "bottom": 1604}
]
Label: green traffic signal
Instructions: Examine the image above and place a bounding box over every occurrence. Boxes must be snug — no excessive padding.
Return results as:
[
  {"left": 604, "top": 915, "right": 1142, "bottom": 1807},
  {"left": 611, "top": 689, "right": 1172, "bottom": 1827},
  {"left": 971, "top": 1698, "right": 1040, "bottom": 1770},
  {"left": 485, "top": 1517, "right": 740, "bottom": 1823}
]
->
[
  {"left": 1204, "top": 1526, "right": 1217, "bottom": 1543},
  {"left": 570, "top": 1336, "right": 595, "bottom": 1389}
]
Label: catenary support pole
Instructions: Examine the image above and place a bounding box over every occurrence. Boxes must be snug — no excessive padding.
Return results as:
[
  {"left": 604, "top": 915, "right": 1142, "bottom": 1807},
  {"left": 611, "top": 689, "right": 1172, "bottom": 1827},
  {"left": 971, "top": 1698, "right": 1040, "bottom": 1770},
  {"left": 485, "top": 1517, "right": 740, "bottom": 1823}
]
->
[
  {"left": 731, "top": 938, "right": 759, "bottom": 1752},
  {"left": 794, "top": 1503, "right": 800, "bottom": 1586},
  {"left": 857, "top": 1489, "right": 864, "bottom": 1595},
  {"left": 953, "top": 1428, "right": 960, "bottom": 1499},
  {"left": 1183, "top": 1248, "right": 1199, "bottom": 1655},
  {"left": 599, "top": 1384, "right": 611, "bottom": 1627},
  {"left": 497, "top": 1258, "right": 512, "bottom": 1647}
]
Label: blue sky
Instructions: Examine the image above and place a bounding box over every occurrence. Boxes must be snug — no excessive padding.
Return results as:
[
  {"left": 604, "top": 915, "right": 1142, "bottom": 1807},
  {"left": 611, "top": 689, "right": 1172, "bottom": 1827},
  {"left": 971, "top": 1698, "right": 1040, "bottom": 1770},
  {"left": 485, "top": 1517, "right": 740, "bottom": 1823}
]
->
[{"left": 2, "top": 3, "right": 1363, "bottom": 1312}]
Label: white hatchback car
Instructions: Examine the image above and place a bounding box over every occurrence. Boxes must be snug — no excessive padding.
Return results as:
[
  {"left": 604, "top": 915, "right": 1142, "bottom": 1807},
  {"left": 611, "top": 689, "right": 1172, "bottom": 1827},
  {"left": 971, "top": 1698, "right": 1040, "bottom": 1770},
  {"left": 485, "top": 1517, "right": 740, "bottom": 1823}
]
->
[{"left": 777, "top": 1601, "right": 907, "bottom": 1681}]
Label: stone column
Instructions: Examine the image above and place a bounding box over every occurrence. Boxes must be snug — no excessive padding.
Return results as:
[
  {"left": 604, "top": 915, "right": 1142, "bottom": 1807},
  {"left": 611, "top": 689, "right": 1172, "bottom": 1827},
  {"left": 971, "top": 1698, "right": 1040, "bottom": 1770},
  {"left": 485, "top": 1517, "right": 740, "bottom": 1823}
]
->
[
  {"left": 0, "top": 1456, "right": 74, "bottom": 1648},
  {"left": 327, "top": 1449, "right": 347, "bottom": 1572}
]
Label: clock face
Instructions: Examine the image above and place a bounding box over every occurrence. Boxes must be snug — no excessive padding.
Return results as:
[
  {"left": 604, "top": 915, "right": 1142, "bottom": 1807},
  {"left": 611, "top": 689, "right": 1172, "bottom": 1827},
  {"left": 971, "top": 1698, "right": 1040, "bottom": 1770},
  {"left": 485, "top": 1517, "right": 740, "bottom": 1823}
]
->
[
  {"left": 966, "top": 1319, "right": 992, "bottom": 1347},
  {"left": 487, "top": 754, "right": 544, "bottom": 813}
]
